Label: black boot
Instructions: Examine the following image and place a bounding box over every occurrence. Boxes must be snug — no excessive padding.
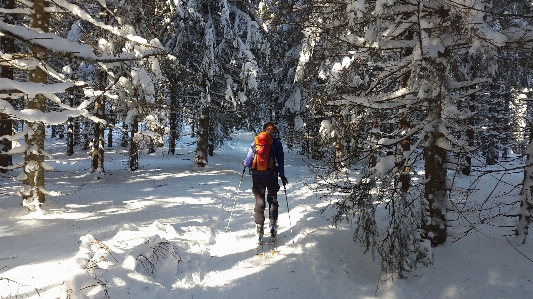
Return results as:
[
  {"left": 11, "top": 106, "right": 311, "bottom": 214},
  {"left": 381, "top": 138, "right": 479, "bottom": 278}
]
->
[
  {"left": 256, "top": 224, "right": 264, "bottom": 245},
  {"left": 269, "top": 219, "right": 278, "bottom": 242}
]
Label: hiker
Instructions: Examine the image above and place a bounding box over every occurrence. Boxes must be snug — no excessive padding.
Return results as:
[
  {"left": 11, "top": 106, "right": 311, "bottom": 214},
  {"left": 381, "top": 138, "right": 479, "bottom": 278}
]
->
[{"left": 243, "top": 122, "right": 288, "bottom": 244}]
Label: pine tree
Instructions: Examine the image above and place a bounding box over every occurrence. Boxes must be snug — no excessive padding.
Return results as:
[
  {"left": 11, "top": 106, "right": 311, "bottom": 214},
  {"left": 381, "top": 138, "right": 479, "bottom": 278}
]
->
[
  {"left": 288, "top": 0, "right": 533, "bottom": 275},
  {"left": 22, "top": 0, "right": 50, "bottom": 205},
  {"left": 165, "top": 0, "right": 268, "bottom": 166},
  {"left": 0, "top": 0, "right": 15, "bottom": 172},
  {"left": 491, "top": 0, "right": 533, "bottom": 244},
  {"left": 0, "top": 0, "right": 166, "bottom": 207},
  {"left": 257, "top": 0, "right": 307, "bottom": 146}
]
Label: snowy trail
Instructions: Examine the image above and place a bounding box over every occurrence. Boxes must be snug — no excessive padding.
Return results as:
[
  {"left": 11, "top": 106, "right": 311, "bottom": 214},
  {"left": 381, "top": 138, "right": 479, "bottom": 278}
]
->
[
  {"left": 0, "top": 132, "right": 378, "bottom": 299},
  {"left": 1, "top": 131, "right": 532, "bottom": 299}
]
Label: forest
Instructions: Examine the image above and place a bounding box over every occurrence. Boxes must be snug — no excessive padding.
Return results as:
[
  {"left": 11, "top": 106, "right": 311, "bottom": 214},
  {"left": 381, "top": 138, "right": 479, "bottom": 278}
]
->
[{"left": 1, "top": 0, "right": 533, "bottom": 282}]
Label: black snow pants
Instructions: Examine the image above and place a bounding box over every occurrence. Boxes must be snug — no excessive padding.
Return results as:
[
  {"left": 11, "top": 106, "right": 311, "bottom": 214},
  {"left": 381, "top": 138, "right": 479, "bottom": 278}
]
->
[{"left": 252, "top": 175, "right": 280, "bottom": 225}]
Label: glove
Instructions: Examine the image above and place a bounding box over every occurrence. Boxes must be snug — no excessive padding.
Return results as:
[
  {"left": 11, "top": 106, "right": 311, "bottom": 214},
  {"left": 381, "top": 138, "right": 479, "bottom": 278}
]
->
[{"left": 281, "top": 175, "right": 288, "bottom": 186}]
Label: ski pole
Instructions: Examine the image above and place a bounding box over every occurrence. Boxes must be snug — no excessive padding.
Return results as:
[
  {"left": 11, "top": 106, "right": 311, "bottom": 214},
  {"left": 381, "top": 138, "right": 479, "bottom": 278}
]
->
[
  {"left": 225, "top": 166, "right": 246, "bottom": 232},
  {"left": 283, "top": 183, "right": 294, "bottom": 242}
]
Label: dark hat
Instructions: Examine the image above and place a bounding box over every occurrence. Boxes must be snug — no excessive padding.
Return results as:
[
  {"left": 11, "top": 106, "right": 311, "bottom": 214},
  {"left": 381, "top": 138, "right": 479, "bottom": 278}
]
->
[{"left": 263, "top": 122, "right": 276, "bottom": 131}]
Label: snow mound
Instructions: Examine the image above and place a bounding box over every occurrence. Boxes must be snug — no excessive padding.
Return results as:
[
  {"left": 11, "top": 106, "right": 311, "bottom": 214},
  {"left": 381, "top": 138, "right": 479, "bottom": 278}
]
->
[{"left": 62, "top": 221, "right": 198, "bottom": 299}]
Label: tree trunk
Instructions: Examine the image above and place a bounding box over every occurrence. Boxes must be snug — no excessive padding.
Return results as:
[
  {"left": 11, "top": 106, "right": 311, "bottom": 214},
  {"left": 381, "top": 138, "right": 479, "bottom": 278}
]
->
[
  {"left": 107, "top": 127, "right": 113, "bottom": 148},
  {"left": 462, "top": 94, "right": 475, "bottom": 175},
  {"left": 91, "top": 95, "right": 105, "bottom": 178},
  {"left": 516, "top": 121, "right": 533, "bottom": 244},
  {"left": 67, "top": 93, "right": 75, "bottom": 155},
  {"left": 57, "top": 124, "right": 64, "bottom": 139},
  {"left": 68, "top": 93, "right": 82, "bottom": 155},
  {"left": 82, "top": 120, "right": 91, "bottom": 150},
  {"left": 286, "top": 111, "right": 296, "bottom": 150},
  {"left": 121, "top": 118, "right": 128, "bottom": 147},
  {"left": 485, "top": 83, "right": 505, "bottom": 165},
  {"left": 398, "top": 30, "right": 413, "bottom": 192},
  {"left": 148, "top": 137, "right": 156, "bottom": 154},
  {"left": 195, "top": 105, "right": 209, "bottom": 167},
  {"left": 399, "top": 119, "right": 411, "bottom": 193},
  {"left": 23, "top": 0, "right": 49, "bottom": 205},
  {"left": 168, "top": 107, "right": 177, "bottom": 155},
  {"left": 129, "top": 116, "right": 139, "bottom": 171},
  {"left": 0, "top": 0, "right": 15, "bottom": 173},
  {"left": 73, "top": 112, "right": 81, "bottom": 148},
  {"left": 422, "top": 115, "right": 448, "bottom": 246},
  {"left": 91, "top": 71, "right": 106, "bottom": 177},
  {"left": 369, "top": 119, "right": 378, "bottom": 168},
  {"left": 167, "top": 89, "right": 181, "bottom": 155},
  {"left": 67, "top": 117, "right": 74, "bottom": 156},
  {"left": 500, "top": 87, "right": 511, "bottom": 160}
]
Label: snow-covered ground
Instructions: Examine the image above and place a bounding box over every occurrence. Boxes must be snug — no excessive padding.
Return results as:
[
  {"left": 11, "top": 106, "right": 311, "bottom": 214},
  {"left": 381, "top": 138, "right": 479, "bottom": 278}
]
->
[{"left": 0, "top": 130, "right": 531, "bottom": 299}]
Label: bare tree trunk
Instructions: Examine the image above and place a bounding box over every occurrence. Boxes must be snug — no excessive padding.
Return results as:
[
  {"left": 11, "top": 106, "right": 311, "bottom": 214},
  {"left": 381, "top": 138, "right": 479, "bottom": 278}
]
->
[
  {"left": 399, "top": 119, "right": 411, "bottom": 193},
  {"left": 168, "top": 107, "right": 177, "bottom": 155},
  {"left": 91, "top": 95, "right": 105, "bottom": 178},
  {"left": 107, "top": 106, "right": 116, "bottom": 148},
  {"left": 66, "top": 95, "right": 74, "bottom": 155},
  {"left": 74, "top": 119, "right": 81, "bottom": 146},
  {"left": 121, "top": 114, "right": 129, "bottom": 147},
  {"left": 91, "top": 70, "right": 106, "bottom": 177},
  {"left": 82, "top": 120, "right": 91, "bottom": 150},
  {"left": 23, "top": 0, "right": 48, "bottom": 205},
  {"left": 148, "top": 136, "right": 156, "bottom": 154},
  {"left": 398, "top": 29, "right": 413, "bottom": 192},
  {"left": 422, "top": 108, "right": 448, "bottom": 247},
  {"left": 286, "top": 111, "right": 296, "bottom": 150},
  {"left": 516, "top": 122, "right": 533, "bottom": 244},
  {"left": 67, "top": 116, "right": 74, "bottom": 156},
  {"left": 129, "top": 116, "right": 139, "bottom": 171},
  {"left": 0, "top": 0, "right": 15, "bottom": 173},
  {"left": 462, "top": 94, "right": 475, "bottom": 175},
  {"left": 107, "top": 127, "right": 113, "bottom": 148},
  {"left": 57, "top": 124, "right": 64, "bottom": 139},
  {"left": 195, "top": 105, "right": 209, "bottom": 167},
  {"left": 369, "top": 119, "right": 378, "bottom": 168}
]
